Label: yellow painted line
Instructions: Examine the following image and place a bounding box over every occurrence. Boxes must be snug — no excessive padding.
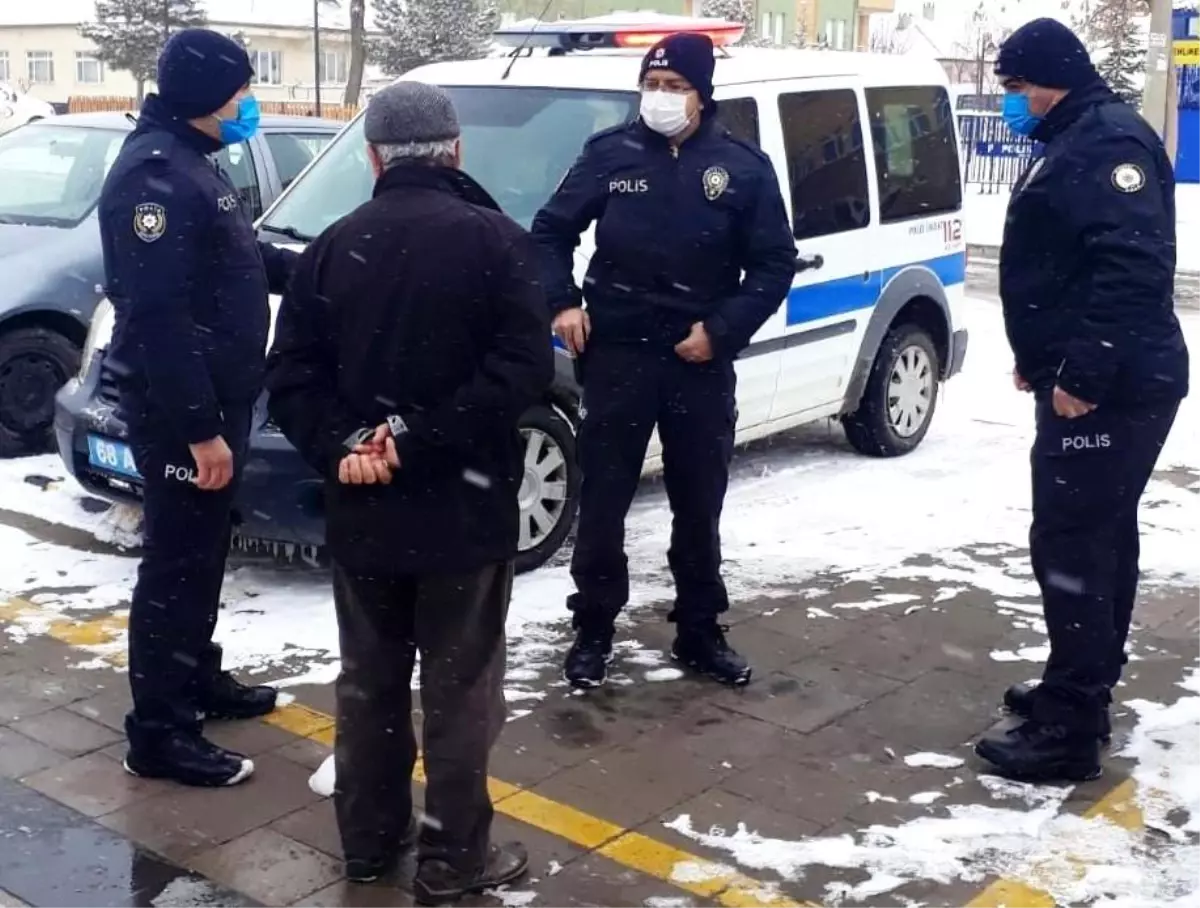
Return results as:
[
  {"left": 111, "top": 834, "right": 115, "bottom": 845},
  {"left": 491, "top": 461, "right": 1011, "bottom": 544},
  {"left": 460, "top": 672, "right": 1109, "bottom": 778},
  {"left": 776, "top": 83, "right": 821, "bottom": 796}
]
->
[
  {"left": 966, "top": 777, "right": 1145, "bottom": 907},
  {"left": 263, "top": 698, "right": 815, "bottom": 906}
]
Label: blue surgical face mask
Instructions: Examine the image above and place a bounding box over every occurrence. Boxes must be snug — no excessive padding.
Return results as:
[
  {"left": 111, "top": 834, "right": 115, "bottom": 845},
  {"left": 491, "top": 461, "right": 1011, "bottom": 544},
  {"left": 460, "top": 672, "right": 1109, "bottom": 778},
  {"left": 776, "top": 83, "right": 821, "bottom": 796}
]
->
[
  {"left": 1002, "top": 92, "right": 1042, "bottom": 137},
  {"left": 218, "top": 95, "right": 260, "bottom": 145}
]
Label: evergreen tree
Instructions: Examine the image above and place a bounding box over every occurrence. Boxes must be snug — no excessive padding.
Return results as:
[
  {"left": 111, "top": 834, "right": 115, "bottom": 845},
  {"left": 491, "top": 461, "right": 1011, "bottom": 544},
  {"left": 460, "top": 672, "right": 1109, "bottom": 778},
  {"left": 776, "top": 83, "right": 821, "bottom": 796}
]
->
[
  {"left": 372, "top": 0, "right": 497, "bottom": 76},
  {"left": 1095, "top": 9, "right": 1145, "bottom": 106},
  {"left": 80, "top": 0, "right": 207, "bottom": 104},
  {"left": 701, "top": 0, "right": 774, "bottom": 47}
]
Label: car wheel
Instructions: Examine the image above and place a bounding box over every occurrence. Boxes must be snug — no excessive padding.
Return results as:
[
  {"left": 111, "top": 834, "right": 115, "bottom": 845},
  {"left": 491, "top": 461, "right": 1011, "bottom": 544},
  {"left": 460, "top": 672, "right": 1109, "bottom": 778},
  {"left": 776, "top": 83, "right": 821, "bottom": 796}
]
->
[
  {"left": 514, "top": 403, "right": 579, "bottom": 574},
  {"left": 843, "top": 323, "right": 940, "bottom": 458},
  {"left": 0, "top": 327, "right": 81, "bottom": 458}
]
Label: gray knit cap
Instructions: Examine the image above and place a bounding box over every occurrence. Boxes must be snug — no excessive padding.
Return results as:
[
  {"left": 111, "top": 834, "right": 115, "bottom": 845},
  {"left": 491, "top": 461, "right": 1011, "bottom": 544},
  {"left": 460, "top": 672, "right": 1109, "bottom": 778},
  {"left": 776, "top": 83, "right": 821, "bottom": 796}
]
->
[{"left": 364, "top": 81, "right": 460, "bottom": 145}]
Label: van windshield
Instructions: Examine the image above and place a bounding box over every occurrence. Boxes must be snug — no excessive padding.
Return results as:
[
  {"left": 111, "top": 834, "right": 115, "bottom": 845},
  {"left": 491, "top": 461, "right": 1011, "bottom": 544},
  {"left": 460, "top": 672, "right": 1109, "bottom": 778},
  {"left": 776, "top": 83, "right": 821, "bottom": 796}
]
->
[{"left": 260, "top": 85, "right": 638, "bottom": 239}]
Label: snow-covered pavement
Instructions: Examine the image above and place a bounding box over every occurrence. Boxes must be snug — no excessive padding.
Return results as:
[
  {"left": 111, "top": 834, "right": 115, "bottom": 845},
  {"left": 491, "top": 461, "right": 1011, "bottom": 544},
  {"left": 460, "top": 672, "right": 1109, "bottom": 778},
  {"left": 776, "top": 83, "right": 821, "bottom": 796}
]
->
[{"left": 0, "top": 294, "right": 1196, "bottom": 906}]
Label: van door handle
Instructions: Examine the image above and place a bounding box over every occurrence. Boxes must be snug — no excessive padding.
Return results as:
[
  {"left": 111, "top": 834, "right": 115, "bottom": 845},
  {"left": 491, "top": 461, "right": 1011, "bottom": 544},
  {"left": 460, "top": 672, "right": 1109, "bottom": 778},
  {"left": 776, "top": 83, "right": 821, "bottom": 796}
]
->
[{"left": 795, "top": 253, "right": 824, "bottom": 273}]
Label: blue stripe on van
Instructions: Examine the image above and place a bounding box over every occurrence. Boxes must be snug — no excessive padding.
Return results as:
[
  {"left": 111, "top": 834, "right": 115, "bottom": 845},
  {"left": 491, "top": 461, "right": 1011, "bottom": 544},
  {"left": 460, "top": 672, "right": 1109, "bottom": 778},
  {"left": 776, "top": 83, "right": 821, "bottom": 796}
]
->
[
  {"left": 786, "top": 251, "right": 966, "bottom": 326},
  {"left": 548, "top": 251, "right": 967, "bottom": 346}
]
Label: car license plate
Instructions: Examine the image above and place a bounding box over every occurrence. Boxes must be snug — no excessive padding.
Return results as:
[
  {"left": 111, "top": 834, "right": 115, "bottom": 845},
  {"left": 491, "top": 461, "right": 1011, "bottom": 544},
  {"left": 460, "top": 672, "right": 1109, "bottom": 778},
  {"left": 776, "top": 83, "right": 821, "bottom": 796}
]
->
[{"left": 87, "top": 435, "right": 142, "bottom": 480}]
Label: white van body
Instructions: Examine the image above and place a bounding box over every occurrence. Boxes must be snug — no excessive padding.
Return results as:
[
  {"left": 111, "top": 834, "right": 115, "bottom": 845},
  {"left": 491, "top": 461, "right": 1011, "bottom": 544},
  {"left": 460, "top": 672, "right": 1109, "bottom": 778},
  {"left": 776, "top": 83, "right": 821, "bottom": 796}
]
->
[{"left": 393, "top": 47, "right": 968, "bottom": 465}]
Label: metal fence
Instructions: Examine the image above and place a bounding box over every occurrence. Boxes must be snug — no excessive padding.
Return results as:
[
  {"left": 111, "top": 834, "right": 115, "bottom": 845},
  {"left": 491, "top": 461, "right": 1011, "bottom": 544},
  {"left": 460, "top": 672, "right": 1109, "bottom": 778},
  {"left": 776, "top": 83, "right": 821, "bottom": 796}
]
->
[{"left": 958, "top": 112, "right": 1035, "bottom": 192}]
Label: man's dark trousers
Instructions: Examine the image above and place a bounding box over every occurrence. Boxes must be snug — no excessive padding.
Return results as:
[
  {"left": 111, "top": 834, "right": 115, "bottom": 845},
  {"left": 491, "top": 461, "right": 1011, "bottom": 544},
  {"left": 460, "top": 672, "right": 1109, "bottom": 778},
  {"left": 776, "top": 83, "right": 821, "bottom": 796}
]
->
[
  {"left": 569, "top": 345, "right": 736, "bottom": 629},
  {"left": 125, "top": 403, "right": 252, "bottom": 749},
  {"left": 331, "top": 561, "right": 511, "bottom": 871},
  {"left": 1029, "top": 397, "right": 1179, "bottom": 735}
]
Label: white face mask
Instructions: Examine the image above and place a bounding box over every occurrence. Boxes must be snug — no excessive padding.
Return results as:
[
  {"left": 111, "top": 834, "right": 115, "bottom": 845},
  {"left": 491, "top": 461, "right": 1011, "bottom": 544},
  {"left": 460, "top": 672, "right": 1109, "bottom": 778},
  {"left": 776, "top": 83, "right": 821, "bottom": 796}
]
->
[{"left": 640, "top": 90, "right": 692, "bottom": 137}]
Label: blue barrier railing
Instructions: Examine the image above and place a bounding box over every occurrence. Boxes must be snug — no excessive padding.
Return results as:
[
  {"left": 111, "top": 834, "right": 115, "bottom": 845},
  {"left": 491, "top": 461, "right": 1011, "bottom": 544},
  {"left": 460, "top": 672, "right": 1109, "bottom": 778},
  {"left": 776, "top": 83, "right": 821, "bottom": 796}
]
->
[{"left": 957, "top": 112, "right": 1036, "bottom": 192}]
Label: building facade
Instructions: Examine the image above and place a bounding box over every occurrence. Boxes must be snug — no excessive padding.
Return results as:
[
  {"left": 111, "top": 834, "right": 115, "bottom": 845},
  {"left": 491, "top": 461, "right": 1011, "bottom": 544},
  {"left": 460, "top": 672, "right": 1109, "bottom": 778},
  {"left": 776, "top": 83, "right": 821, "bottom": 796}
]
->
[{"left": 0, "top": 0, "right": 363, "bottom": 107}]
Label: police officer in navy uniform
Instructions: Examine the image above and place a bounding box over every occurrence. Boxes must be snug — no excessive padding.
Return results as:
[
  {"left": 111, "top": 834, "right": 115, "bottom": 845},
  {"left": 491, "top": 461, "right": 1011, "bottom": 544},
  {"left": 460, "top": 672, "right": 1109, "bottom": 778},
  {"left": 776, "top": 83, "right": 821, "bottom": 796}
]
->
[
  {"left": 531, "top": 33, "right": 795, "bottom": 689},
  {"left": 99, "top": 29, "right": 298, "bottom": 787},
  {"left": 974, "top": 19, "right": 1189, "bottom": 782}
]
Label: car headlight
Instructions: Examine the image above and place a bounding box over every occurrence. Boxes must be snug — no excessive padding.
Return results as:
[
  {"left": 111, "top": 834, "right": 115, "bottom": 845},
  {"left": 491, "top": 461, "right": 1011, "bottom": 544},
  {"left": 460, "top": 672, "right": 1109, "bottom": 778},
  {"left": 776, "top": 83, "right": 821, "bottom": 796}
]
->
[{"left": 80, "top": 297, "right": 115, "bottom": 379}]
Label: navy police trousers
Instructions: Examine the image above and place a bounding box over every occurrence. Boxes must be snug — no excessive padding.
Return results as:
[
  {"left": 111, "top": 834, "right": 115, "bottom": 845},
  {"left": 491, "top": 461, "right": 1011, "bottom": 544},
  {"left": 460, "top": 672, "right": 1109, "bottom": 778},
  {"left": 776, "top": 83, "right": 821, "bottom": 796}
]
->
[
  {"left": 125, "top": 402, "right": 252, "bottom": 748},
  {"left": 1029, "top": 397, "right": 1179, "bottom": 734},
  {"left": 569, "top": 345, "right": 736, "bottom": 630}
]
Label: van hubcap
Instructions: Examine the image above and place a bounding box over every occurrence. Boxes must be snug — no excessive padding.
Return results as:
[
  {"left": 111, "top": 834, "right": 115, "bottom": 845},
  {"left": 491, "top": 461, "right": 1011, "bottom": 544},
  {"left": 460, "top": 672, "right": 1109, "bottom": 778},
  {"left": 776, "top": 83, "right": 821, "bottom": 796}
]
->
[
  {"left": 517, "top": 428, "right": 569, "bottom": 552},
  {"left": 888, "top": 345, "right": 934, "bottom": 438}
]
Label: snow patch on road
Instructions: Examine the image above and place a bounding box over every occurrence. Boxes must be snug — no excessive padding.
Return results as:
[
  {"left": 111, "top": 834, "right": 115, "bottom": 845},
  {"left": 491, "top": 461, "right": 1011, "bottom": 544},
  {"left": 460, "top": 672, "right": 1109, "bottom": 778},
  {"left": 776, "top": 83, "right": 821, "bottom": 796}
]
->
[{"left": 904, "top": 752, "right": 966, "bottom": 769}]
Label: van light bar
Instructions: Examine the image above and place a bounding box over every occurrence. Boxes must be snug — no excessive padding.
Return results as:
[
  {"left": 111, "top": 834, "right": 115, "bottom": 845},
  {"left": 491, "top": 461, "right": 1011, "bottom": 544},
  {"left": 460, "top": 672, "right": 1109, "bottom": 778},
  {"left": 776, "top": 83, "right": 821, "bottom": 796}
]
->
[{"left": 493, "top": 15, "right": 745, "bottom": 52}]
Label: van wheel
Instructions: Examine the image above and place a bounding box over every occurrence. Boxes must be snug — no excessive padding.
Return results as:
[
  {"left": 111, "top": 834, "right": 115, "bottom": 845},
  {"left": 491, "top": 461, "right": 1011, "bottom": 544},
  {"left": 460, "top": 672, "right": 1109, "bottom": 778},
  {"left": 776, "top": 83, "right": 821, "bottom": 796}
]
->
[
  {"left": 843, "top": 324, "right": 940, "bottom": 458},
  {"left": 514, "top": 404, "right": 579, "bottom": 574},
  {"left": 0, "top": 327, "right": 80, "bottom": 458}
]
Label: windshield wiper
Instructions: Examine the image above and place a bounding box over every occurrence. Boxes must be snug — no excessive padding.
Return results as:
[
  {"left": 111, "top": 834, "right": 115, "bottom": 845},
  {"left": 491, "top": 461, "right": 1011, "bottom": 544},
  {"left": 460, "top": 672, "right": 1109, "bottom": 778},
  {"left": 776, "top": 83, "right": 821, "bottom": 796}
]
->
[{"left": 262, "top": 223, "right": 313, "bottom": 243}]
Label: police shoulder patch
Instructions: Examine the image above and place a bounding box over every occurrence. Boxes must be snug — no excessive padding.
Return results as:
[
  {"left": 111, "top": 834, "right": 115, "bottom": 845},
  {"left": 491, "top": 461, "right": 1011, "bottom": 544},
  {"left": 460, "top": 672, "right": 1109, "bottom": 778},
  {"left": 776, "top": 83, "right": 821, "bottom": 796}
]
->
[
  {"left": 1110, "top": 163, "right": 1146, "bottom": 194},
  {"left": 133, "top": 203, "right": 167, "bottom": 243}
]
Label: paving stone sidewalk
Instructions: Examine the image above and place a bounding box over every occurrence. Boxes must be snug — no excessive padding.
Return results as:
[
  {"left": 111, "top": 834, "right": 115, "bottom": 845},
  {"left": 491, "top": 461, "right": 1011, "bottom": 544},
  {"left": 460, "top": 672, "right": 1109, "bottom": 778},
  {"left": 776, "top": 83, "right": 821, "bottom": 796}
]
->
[{"left": 1, "top": 555, "right": 1196, "bottom": 908}]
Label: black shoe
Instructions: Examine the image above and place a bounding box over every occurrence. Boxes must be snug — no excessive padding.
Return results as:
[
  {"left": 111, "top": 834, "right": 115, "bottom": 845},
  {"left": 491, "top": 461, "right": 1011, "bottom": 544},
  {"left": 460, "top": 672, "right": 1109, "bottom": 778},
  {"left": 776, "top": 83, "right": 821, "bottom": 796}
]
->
[
  {"left": 413, "top": 843, "right": 529, "bottom": 905},
  {"left": 563, "top": 629, "right": 614, "bottom": 689},
  {"left": 975, "top": 718, "right": 1102, "bottom": 782},
  {"left": 202, "top": 671, "right": 278, "bottom": 721},
  {"left": 1003, "top": 683, "right": 1112, "bottom": 746},
  {"left": 671, "top": 624, "right": 752, "bottom": 686},
  {"left": 345, "top": 816, "right": 419, "bottom": 883},
  {"left": 124, "top": 730, "right": 254, "bottom": 787}
]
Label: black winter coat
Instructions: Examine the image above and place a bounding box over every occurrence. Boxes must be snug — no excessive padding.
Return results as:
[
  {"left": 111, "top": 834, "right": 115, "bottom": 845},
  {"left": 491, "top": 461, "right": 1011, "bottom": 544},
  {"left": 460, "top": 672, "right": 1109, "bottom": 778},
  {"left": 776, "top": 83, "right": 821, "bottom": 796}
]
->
[
  {"left": 99, "top": 94, "right": 297, "bottom": 443},
  {"left": 264, "top": 165, "right": 554, "bottom": 575},
  {"left": 531, "top": 117, "right": 795, "bottom": 358},
  {"left": 1001, "top": 81, "right": 1189, "bottom": 407}
]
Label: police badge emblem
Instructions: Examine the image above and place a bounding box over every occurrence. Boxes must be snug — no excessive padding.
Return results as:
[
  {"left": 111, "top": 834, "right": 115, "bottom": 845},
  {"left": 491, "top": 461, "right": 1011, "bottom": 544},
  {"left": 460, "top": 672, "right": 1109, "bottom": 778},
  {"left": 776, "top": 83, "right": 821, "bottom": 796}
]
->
[
  {"left": 133, "top": 203, "right": 167, "bottom": 243},
  {"left": 1110, "top": 163, "right": 1146, "bottom": 193},
  {"left": 703, "top": 166, "right": 729, "bottom": 201}
]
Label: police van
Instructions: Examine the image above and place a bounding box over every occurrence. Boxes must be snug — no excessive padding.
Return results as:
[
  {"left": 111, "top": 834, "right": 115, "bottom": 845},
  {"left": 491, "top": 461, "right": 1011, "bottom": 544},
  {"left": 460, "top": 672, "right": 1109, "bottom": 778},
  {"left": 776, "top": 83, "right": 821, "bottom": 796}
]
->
[{"left": 57, "top": 15, "right": 969, "bottom": 573}]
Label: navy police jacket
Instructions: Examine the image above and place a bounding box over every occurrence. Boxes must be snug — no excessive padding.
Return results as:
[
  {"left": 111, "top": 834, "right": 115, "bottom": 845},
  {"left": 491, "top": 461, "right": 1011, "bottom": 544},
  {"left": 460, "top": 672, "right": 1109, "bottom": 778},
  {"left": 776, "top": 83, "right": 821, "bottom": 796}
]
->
[
  {"left": 530, "top": 116, "right": 795, "bottom": 358},
  {"left": 1001, "top": 81, "right": 1188, "bottom": 407},
  {"left": 98, "top": 94, "right": 297, "bottom": 444}
]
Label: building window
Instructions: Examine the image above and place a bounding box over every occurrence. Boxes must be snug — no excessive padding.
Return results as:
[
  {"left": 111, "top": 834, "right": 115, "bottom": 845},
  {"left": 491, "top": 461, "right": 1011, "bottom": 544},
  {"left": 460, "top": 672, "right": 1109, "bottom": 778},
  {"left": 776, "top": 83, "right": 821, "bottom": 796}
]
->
[
  {"left": 866, "top": 85, "right": 962, "bottom": 222},
  {"left": 75, "top": 52, "right": 104, "bottom": 84},
  {"left": 778, "top": 88, "right": 871, "bottom": 240},
  {"left": 26, "top": 51, "right": 55, "bottom": 84},
  {"left": 320, "top": 50, "right": 348, "bottom": 84},
  {"left": 761, "top": 12, "right": 771, "bottom": 42},
  {"left": 0, "top": 51, "right": 9, "bottom": 83},
  {"left": 250, "top": 49, "right": 283, "bottom": 86},
  {"left": 774, "top": 14, "right": 785, "bottom": 44},
  {"left": 834, "top": 19, "right": 847, "bottom": 49}
]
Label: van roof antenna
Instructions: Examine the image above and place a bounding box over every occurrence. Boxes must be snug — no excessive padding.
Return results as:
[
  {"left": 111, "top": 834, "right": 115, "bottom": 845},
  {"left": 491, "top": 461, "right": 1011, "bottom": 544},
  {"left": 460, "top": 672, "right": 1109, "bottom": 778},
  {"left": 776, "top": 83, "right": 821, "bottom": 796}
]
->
[{"left": 501, "top": 0, "right": 557, "bottom": 81}]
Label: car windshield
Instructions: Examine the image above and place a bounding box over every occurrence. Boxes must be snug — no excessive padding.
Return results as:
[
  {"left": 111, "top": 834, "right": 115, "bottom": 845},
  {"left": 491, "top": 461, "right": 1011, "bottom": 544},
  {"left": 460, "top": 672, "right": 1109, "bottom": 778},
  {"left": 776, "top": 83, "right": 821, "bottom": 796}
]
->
[
  {"left": 261, "top": 85, "right": 638, "bottom": 238},
  {"left": 0, "top": 124, "right": 127, "bottom": 227}
]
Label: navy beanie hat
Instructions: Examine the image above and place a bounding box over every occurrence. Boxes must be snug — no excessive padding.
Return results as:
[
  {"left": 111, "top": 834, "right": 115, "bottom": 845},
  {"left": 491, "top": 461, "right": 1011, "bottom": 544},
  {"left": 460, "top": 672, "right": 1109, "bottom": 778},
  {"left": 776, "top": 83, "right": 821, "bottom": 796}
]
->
[
  {"left": 994, "top": 17, "right": 1100, "bottom": 91},
  {"left": 639, "top": 33, "right": 716, "bottom": 106},
  {"left": 157, "top": 28, "right": 255, "bottom": 119}
]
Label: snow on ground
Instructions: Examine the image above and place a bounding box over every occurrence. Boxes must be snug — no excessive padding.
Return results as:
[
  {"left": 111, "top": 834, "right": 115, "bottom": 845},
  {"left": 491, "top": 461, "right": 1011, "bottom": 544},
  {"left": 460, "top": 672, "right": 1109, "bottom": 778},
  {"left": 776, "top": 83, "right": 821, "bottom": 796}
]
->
[
  {"left": 1, "top": 296, "right": 1198, "bottom": 693},
  {"left": 964, "top": 182, "right": 1200, "bottom": 273},
  {"left": 664, "top": 667, "right": 1200, "bottom": 907}
]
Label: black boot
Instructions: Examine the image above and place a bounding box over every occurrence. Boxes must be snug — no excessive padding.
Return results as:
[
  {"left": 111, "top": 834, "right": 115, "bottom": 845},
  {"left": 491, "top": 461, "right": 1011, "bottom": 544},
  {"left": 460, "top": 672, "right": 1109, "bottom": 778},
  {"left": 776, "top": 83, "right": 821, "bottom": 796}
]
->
[
  {"left": 563, "top": 627, "right": 614, "bottom": 689},
  {"left": 195, "top": 642, "right": 277, "bottom": 720},
  {"left": 413, "top": 843, "right": 528, "bottom": 905},
  {"left": 671, "top": 624, "right": 751, "bottom": 686},
  {"left": 975, "top": 718, "right": 1102, "bottom": 782},
  {"left": 202, "top": 671, "right": 278, "bottom": 720},
  {"left": 1003, "top": 683, "right": 1112, "bottom": 745},
  {"left": 124, "top": 729, "right": 254, "bottom": 787}
]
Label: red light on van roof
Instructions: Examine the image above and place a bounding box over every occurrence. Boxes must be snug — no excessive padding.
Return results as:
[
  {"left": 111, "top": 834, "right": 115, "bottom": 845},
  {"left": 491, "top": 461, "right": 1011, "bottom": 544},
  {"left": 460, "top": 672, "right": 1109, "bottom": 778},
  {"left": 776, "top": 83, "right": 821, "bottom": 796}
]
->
[
  {"left": 492, "top": 15, "right": 746, "bottom": 53},
  {"left": 612, "top": 23, "right": 746, "bottom": 48}
]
